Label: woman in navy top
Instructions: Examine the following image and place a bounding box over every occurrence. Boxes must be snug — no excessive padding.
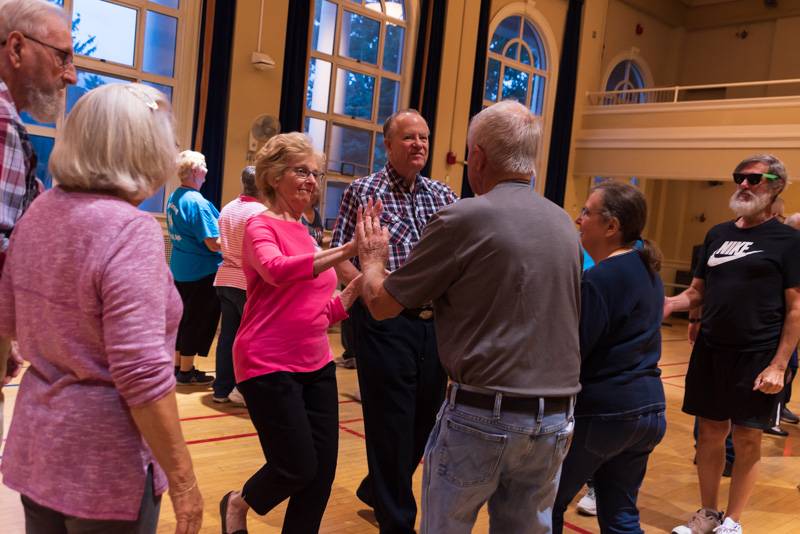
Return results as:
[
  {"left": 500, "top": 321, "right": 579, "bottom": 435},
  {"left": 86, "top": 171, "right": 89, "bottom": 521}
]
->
[{"left": 553, "top": 182, "right": 666, "bottom": 533}]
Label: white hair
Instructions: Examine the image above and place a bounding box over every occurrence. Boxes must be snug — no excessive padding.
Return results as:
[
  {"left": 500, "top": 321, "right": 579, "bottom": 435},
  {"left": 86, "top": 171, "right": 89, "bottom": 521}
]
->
[
  {"left": 176, "top": 150, "right": 207, "bottom": 182},
  {"left": 49, "top": 83, "right": 177, "bottom": 204},
  {"left": 0, "top": 0, "right": 70, "bottom": 42},
  {"left": 467, "top": 100, "right": 541, "bottom": 175}
]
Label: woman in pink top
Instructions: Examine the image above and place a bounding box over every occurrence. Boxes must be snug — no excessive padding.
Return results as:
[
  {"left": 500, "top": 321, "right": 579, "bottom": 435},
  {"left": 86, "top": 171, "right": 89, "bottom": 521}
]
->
[
  {"left": 0, "top": 84, "right": 202, "bottom": 533},
  {"left": 220, "top": 133, "right": 361, "bottom": 534}
]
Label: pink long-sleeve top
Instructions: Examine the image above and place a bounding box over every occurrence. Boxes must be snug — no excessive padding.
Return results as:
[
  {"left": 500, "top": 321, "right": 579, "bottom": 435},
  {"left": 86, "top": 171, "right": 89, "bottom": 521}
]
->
[
  {"left": 0, "top": 187, "right": 181, "bottom": 521},
  {"left": 233, "top": 214, "right": 347, "bottom": 383}
]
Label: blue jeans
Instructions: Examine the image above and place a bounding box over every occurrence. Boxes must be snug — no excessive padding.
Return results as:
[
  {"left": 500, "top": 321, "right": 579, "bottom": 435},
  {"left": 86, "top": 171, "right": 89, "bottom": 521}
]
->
[
  {"left": 552, "top": 410, "right": 666, "bottom": 534},
  {"left": 421, "top": 384, "right": 575, "bottom": 534},
  {"left": 214, "top": 286, "right": 246, "bottom": 397}
]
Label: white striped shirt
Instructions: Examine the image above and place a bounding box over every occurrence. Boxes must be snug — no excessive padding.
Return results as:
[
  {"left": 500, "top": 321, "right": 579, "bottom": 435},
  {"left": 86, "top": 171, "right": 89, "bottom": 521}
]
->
[{"left": 213, "top": 195, "right": 266, "bottom": 290}]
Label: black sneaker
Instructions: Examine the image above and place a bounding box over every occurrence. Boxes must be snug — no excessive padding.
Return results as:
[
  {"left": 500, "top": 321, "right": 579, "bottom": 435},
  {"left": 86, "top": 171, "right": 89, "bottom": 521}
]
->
[
  {"left": 781, "top": 406, "right": 799, "bottom": 424},
  {"left": 176, "top": 367, "right": 214, "bottom": 386}
]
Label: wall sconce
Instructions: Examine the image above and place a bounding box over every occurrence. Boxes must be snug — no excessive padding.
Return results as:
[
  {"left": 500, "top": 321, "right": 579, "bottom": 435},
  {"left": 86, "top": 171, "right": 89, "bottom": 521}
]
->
[
  {"left": 692, "top": 213, "right": 707, "bottom": 223},
  {"left": 735, "top": 29, "right": 749, "bottom": 39}
]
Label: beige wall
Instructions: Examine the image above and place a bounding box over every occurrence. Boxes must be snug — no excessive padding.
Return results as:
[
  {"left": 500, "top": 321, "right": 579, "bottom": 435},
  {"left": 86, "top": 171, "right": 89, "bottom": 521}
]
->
[
  {"left": 603, "top": 0, "right": 683, "bottom": 87},
  {"left": 219, "top": 0, "right": 289, "bottom": 206}
]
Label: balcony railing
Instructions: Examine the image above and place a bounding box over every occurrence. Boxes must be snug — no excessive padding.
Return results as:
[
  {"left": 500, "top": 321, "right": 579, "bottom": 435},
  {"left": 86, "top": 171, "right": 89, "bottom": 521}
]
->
[{"left": 587, "top": 78, "right": 800, "bottom": 106}]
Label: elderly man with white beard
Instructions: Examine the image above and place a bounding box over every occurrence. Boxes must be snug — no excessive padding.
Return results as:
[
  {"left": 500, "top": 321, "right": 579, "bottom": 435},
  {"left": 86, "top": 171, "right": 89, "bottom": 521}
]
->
[{"left": 665, "top": 154, "right": 800, "bottom": 534}]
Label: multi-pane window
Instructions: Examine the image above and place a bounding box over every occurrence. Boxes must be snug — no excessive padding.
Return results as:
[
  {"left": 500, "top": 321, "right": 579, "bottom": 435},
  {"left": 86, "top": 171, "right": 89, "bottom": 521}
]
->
[
  {"left": 24, "top": 0, "right": 194, "bottom": 213},
  {"left": 604, "top": 60, "right": 647, "bottom": 104},
  {"left": 303, "top": 0, "right": 413, "bottom": 229},
  {"left": 482, "top": 16, "right": 548, "bottom": 115}
]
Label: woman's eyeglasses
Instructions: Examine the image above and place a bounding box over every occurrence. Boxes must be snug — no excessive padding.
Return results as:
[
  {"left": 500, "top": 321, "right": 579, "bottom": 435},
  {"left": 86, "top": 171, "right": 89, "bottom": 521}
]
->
[
  {"left": 732, "top": 172, "right": 779, "bottom": 186},
  {"left": 291, "top": 167, "right": 325, "bottom": 180}
]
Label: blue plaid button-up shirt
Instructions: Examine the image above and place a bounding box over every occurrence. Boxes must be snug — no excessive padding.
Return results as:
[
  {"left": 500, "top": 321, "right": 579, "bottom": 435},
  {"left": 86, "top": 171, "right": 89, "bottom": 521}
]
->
[{"left": 331, "top": 163, "right": 458, "bottom": 272}]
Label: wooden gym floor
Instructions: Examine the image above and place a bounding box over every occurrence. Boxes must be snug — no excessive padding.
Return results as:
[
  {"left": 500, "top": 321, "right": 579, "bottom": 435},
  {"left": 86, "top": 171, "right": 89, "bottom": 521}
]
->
[{"left": 0, "top": 320, "right": 798, "bottom": 533}]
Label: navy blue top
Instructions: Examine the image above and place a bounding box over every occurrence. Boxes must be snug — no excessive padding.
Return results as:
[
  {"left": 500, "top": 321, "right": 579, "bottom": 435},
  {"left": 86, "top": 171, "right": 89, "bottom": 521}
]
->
[{"left": 576, "top": 250, "right": 665, "bottom": 418}]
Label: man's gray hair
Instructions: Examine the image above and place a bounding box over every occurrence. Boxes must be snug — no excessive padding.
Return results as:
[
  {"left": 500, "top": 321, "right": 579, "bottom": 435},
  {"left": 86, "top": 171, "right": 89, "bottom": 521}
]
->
[
  {"left": 241, "top": 166, "right": 259, "bottom": 197},
  {"left": 0, "top": 0, "right": 70, "bottom": 42},
  {"left": 467, "top": 100, "right": 541, "bottom": 175},
  {"left": 734, "top": 153, "right": 788, "bottom": 195}
]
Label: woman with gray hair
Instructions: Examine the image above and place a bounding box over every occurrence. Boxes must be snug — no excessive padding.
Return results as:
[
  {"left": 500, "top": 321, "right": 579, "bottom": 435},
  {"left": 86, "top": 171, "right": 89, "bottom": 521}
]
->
[
  {"left": 212, "top": 166, "right": 266, "bottom": 404},
  {"left": 167, "top": 149, "right": 222, "bottom": 386},
  {"left": 220, "top": 132, "right": 361, "bottom": 534},
  {"left": 0, "top": 84, "right": 202, "bottom": 532}
]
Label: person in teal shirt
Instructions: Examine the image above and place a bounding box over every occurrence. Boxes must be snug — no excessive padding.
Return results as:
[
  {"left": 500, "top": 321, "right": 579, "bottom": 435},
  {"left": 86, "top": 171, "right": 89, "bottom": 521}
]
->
[{"left": 167, "top": 150, "right": 222, "bottom": 385}]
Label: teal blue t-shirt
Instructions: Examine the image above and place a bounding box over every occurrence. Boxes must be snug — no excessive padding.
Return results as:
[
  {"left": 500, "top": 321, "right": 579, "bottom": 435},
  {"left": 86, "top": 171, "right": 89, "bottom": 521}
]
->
[{"left": 166, "top": 187, "right": 222, "bottom": 282}]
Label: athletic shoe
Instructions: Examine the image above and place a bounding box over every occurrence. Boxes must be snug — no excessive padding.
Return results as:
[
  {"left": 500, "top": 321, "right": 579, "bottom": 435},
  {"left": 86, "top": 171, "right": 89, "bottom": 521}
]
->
[
  {"left": 781, "top": 406, "right": 799, "bottom": 424},
  {"left": 228, "top": 387, "right": 246, "bottom": 406},
  {"left": 211, "top": 394, "right": 230, "bottom": 403},
  {"left": 576, "top": 486, "right": 597, "bottom": 516},
  {"left": 713, "top": 517, "right": 742, "bottom": 534},
  {"left": 764, "top": 425, "right": 789, "bottom": 437},
  {"left": 672, "top": 508, "right": 723, "bottom": 534},
  {"left": 176, "top": 367, "right": 214, "bottom": 386},
  {"left": 335, "top": 356, "right": 357, "bottom": 369}
]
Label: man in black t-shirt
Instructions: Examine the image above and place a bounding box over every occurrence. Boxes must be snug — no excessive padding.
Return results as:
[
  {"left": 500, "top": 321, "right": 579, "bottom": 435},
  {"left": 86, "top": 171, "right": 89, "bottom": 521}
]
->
[{"left": 665, "top": 154, "right": 800, "bottom": 534}]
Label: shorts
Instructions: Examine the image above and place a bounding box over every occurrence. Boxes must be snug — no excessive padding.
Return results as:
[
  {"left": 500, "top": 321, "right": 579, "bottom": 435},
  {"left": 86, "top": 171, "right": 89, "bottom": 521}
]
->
[
  {"left": 683, "top": 335, "right": 784, "bottom": 430},
  {"left": 175, "top": 273, "right": 220, "bottom": 356}
]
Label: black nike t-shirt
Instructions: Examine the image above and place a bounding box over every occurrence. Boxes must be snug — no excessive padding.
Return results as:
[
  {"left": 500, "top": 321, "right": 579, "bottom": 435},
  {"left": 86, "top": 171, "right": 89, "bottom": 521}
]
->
[{"left": 695, "top": 218, "right": 800, "bottom": 351}]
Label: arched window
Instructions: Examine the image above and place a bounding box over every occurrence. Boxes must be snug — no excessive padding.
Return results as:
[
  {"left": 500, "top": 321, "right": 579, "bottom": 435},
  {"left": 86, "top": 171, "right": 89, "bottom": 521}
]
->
[
  {"left": 482, "top": 15, "right": 548, "bottom": 115},
  {"left": 26, "top": 0, "right": 199, "bottom": 213},
  {"left": 303, "top": 0, "right": 414, "bottom": 228},
  {"left": 604, "top": 59, "right": 647, "bottom": 104}
]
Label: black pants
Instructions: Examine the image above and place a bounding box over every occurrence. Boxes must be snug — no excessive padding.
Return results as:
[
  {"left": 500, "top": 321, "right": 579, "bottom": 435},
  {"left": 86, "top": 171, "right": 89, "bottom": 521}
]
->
[
  {"left": 175, "top": 273, "right": 220, "bottom": 356},
  {"left": 214, "top": 286, "right": 247, "bottom": 397},
  {"left": 237, "top": 362, "right": 339, "bottom": 534},
  {"left": 22, "top": 465, "right": 160, "bottom": 534},
  {"left": 351, "top": 300, "right": 446, "bottom": 534}
]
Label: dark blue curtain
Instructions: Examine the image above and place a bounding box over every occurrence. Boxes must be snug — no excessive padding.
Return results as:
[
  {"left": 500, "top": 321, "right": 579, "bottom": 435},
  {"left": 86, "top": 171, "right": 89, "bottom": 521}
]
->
[
  {"left": 279, "top": 0, "right": 312, "bottom": 133},
  {"left": 543, "top": 0, "right": 585, "bottom": 206},
  {"left": 460, "top": 0, "right": 492, "bottom": 199},
  {"left": 410, "top": 0, "right": 447, "bottom": 179},
  {"left": 191, "top": 0, "right": 237, "bottom": 209}
]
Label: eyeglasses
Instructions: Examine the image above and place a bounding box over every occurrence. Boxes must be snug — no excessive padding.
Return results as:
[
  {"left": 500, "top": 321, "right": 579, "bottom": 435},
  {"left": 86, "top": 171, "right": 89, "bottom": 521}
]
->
[
  {"left": 732, "top": 172, "right": 779, "bottom": 186},
  {"left": 291, "top": 167, "right": 325, "bottom": 181},
  {"left": 579, "top": 207, "right": 605, "bottom": 217},
  {"left": 1, "top": 33, "right": 74, "bottom": 70}
]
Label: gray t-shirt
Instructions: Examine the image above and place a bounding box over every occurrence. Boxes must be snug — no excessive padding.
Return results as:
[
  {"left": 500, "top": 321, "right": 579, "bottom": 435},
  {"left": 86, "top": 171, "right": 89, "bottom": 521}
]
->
[{"left": 384, "top": 181, "right": 582, "bottom": 397}]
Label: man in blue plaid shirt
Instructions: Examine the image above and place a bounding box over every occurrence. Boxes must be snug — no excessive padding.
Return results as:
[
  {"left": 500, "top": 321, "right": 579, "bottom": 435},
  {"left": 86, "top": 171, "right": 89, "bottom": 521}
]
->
[{"left": 331, "top": 109, "right": 457, "bottom": 533}]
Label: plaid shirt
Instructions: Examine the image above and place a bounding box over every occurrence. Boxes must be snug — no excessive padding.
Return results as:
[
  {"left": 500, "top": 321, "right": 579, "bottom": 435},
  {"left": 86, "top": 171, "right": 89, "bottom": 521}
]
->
[
  {"left": 331, "top": 163, "right": 458, "bottom": 271},
  {"left": 0, "top": 80, "right": 38, "bottom": 253}
]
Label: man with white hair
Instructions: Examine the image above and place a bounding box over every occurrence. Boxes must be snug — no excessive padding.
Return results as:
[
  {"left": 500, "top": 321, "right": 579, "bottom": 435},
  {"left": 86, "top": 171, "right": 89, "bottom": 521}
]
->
[
  {"left": 0, "top": 0, "right": 76, "bottom": 433},
  {"left": 355, "top": 100, "right": 581, "bottom": 533},
  {"left": 0, "top": 0, "right": 76, "bottom": 260},
  {"left": 666, "top": 154, "right": 800, "bottom": 534}
]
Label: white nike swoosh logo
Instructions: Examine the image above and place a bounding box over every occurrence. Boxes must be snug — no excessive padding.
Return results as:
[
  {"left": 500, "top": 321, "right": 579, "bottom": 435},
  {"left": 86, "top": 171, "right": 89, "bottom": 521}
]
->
[{"left": 707, "top": 250, "right": 762, "bottom": 267}]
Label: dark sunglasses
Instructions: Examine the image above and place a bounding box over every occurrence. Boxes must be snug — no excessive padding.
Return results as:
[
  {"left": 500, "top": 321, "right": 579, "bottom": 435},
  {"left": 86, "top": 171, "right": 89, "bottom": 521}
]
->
[{"left": 732, "top": 172, "right": 779, "bottom": 186}]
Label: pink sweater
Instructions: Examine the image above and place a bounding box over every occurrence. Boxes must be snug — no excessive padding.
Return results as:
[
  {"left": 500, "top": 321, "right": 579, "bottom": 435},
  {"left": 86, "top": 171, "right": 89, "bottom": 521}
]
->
[
  {"left": 0, "top": 188, "right": 181, "bottom": 520},
  {"left": 233, "top": 214, "right": 347, "bottom": 383}
]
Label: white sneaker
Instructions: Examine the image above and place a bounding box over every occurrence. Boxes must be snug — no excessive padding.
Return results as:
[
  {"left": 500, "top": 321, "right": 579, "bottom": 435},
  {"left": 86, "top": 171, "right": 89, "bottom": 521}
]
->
[
  {"left": 713, "top": 517, "right": 742, "bottom": 534},
  {"left": 672, "top": 508, "right": 723, "bottom": 534},
  {"left": 228, "top": 387, "right": 246, "bottom": 406},
  {"left": 576, "top": 486, "right": 597, "bottom": 516}
]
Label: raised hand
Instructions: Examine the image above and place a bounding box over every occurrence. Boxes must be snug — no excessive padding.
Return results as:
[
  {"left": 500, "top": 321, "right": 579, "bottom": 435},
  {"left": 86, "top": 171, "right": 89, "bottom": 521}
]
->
[{"left": 356, "top": 198, "right": 390, "bottom": 269}]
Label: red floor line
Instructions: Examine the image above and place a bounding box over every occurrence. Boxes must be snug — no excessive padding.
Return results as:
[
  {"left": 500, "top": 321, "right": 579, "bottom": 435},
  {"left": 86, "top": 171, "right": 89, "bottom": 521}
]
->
[
  {"left": 783, "top": 436, "right": 793, "bottom": 457},
  {"left": 340, "top": 417, "right": 363, "bottom": 424},
  {"left": 186, "top": 432, "right": 258, "bottom": 445},
  {"left": 339, "top": 399, "right": 359, "bottom": 404},
  {"left": 659, "top": 361, "right": 690, "bottom": 368},
  {"left": 663, "top": 381, "right": 685, "bottom": 389},
  {"left": 564, "top": 522, "right": 595, "bottom": 534},
  {"left": 180, "top": 411, "right": 248, "bottom": 422},
  {"left": 339, "top": 425, "right": 366, "bottom": 440},
  {"left": 661, "top": 373, "right": 686, "bottom": 380}
]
